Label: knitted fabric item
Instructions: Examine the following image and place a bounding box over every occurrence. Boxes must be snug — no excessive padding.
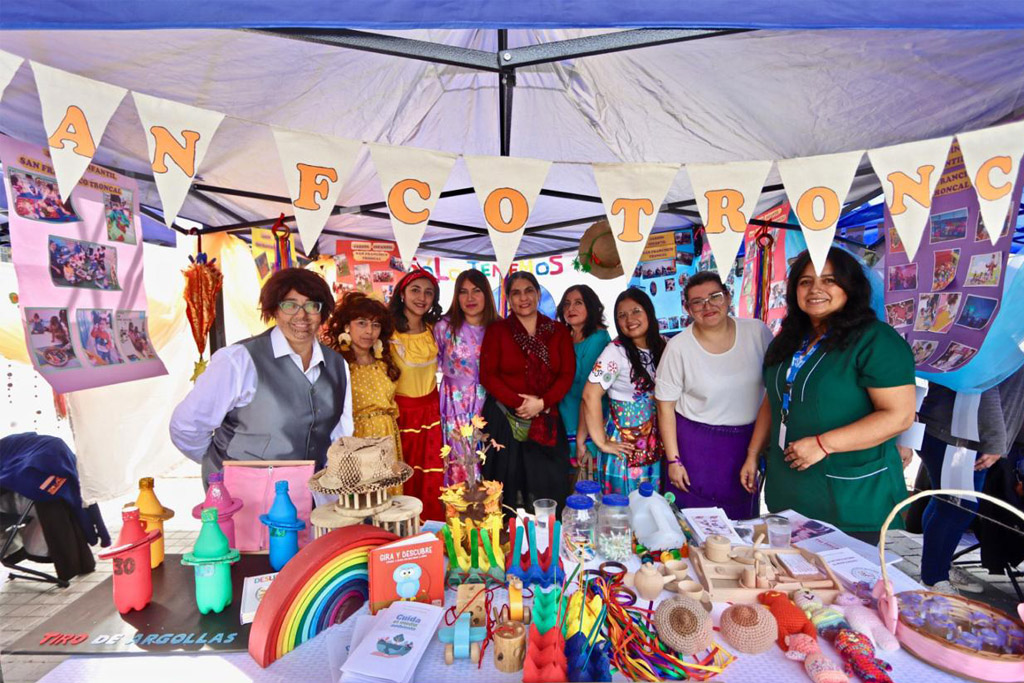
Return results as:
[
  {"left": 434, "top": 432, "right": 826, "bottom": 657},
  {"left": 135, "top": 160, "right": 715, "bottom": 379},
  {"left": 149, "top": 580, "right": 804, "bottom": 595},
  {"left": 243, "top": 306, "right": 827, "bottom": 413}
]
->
[
  {"left": 719, "top": 604, "right": 778, "bottom": 654},
  {"left": 758, "top": 590, "right": 818, "bottom": 651},
  {"left": 835, "top": 591, "right": 900, "bottom": 652},
  {"left": 792, "top": 589, "right": 850, "bottom": 643},
  {"left": 785, "top": 633, "right": 849, "bottom": 683},
  {"left": 653, "top": 596, "right": 713, "bottom": 656},
  {"left": 833, "top": 628, "right": 894, "bottom": 683}
]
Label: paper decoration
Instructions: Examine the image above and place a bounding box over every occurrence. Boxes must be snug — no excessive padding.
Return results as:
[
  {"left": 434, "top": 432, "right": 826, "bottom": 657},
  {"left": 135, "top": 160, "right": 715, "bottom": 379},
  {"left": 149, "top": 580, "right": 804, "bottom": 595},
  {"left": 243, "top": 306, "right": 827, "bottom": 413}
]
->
[
  {"left": 272, "top": 128, "right": 362, "bottom": 254},
  {"left": 0, "top": 50, "right": 24, "bottom": 101},
  {"left": 368, "top": 143, "right": 456, "bottom": 268},
  {"left": 464, "top": 155, "right": 551, "bottom": 276},
  {"left": 957, "top": 120, "right": 1024, "bottom": 247},
  {"left": 777, "top": 150, "right": 863, "bottom": 275},
  {"left": 686, "top": 160, "right": 773, "bottom": 276},
  {"left": 133, "top": 92, "right": 224, "bottom": 228},
  {"left": 31, "top": 61, "right": 127, "bottom": 202},
  {"left": 868, "top": 136, "right": 953, "bottom": 262},
  {"left": 592, "top": 162, "right": 680, "bottom": 281}
]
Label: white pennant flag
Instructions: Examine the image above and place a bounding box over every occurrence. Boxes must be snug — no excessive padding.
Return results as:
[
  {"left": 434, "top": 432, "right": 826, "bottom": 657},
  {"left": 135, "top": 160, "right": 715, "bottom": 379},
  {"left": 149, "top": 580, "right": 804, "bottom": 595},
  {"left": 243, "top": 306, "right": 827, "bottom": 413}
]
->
[
  {"left": 778, "top": 150, "right": 863, "bottom": 275},
  {"left": 272, "top": 128, "right": 362, "bottom": 253},
  {"left": 31, "top": 62, "right": 127, "bottom": 202},
  {"left": 592, "top": 163, "right": 680, "bottom": 281},
  {"left": 369, "top": 143, "right": 456, "bottom": 268},
  {"left": 464, "top": 155, "right": 551, "bottom": 276},
  {"left": 133, "top": 92, "right": 225, "bottom": 228},
  {"left": 868, "top": 136, "right": 953, "bottom": 262},
  {"left": 0, "top": 50, "right": 24, "bottom": 101},
  {"left": 686, "top": 160, "right": 773, "bottom": 276},
  {"left": 957, "top": 121, "right": 1024, "bottom": 247}
]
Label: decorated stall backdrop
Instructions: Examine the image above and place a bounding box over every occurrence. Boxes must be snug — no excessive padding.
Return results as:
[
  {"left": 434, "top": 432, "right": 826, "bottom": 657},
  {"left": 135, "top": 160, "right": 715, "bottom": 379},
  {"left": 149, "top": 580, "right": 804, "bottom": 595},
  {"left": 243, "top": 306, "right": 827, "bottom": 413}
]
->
[
  {"left": 628, "top": 231, "right": 691, "bottom": 335},
  {"left": 332, "top": 239, "right": 406, "bottom": 300}
]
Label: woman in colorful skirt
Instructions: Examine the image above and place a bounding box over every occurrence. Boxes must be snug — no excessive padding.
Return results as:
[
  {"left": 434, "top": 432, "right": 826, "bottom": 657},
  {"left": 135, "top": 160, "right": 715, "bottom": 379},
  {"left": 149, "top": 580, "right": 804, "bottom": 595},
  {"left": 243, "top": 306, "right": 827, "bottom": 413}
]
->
[
  {"left": 389, "top": 268, "right": 445, "bottom": 521},
  {"left": 434, "top": 269, "right": 498, "bottom": 485},
  {"left": 583, "top": 288, "right": 667, "bottom": 495}
]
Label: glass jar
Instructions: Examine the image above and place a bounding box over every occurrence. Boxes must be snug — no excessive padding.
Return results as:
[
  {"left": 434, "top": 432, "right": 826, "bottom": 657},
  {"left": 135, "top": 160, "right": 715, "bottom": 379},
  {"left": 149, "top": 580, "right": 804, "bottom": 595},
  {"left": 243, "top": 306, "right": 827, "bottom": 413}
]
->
[
  {"left": 574, "top": 480, "right": 602, "bottom": 510},
  {"left": 561, "top": 494, "right": 596, "bottom": 563},
  {"left": 597, "top": 494, "right": 631, "bottom": 561}
]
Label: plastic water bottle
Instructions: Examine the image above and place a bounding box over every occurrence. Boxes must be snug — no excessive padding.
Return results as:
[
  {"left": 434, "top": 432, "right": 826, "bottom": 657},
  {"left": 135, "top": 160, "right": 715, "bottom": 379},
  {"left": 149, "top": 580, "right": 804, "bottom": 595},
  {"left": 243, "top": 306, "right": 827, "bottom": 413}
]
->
[{"left": 628, "top": 483, "right": 684, "bottom": 551}]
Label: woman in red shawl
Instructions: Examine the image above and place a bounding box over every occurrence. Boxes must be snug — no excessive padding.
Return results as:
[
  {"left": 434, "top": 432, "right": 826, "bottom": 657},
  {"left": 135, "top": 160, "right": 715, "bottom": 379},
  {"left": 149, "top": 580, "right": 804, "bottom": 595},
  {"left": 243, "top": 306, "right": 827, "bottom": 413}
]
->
[{"left": 480, "top": 272, "right": 575, "bottom": 513}]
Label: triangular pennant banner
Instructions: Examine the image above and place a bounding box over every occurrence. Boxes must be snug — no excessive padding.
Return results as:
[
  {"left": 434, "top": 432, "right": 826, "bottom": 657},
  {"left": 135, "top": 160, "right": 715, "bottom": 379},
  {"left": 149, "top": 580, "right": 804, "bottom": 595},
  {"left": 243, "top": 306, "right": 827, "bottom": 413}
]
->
[
  {"left": 957, "top": 121, "right": 1024, "bottom": 247},
  {"left": 0, "top": 50, "right": 24, "bottom": 101},
  {"left": 464, "top": 155, "right": 551, "bottom": 276},
  {"left": 272, "top": 128, "right": 362, "bottom": 254},
  {"left": 868, "top": 136, "right": 953, "bottom": 262},
  {"left": 133, "top": 92, "right": 225, "bottom": 228},
  {"left": 31, "top": 61, "right": 127, "bottom": 202},
  {"left": 777, "top": 150, "right": 863, "bottom": 275},
  {"left": 592, "top": 162, "right": 680, "bottom": 281},
  {"left": 369, "top": 143, "right": 457, "bottom": 269},
  {"left": 686, "top": 160, "right": 773, "bottom": 276}
]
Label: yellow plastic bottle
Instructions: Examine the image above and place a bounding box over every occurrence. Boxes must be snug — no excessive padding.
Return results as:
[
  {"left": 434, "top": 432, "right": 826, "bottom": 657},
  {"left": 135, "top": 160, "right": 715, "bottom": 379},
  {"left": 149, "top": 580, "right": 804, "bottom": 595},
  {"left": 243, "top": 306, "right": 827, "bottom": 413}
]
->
[{"left": 136, "top": 477, "right": 175, "bottom": 568}]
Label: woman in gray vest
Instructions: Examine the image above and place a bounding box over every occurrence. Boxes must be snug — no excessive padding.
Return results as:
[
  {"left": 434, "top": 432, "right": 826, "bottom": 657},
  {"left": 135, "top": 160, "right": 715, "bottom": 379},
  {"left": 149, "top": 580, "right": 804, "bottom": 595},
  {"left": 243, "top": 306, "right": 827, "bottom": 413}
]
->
[{"left": 170, "top": 268, "right": 353, "bottom": 485}]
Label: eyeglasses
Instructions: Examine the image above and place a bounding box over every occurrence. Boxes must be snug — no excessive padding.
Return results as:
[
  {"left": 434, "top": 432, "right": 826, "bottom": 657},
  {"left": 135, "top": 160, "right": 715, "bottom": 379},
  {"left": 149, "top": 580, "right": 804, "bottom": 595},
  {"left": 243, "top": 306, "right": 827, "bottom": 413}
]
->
[
  {"left": 687, "top": 291, "right": 726, "bottom": 310},
  {"left": 616, "top": 307, "right": 645, "bottom": 321},
  {"left": 278, "top": 300, "right": 323, "bottom": 315}
]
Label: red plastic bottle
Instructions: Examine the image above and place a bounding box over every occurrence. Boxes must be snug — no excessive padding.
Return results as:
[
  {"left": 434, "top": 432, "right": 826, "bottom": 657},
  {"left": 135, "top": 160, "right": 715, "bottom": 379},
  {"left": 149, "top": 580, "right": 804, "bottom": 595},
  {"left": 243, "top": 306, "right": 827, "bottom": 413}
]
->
[{"left": 99, "top": 505, "right": 161, "bottom": 614}]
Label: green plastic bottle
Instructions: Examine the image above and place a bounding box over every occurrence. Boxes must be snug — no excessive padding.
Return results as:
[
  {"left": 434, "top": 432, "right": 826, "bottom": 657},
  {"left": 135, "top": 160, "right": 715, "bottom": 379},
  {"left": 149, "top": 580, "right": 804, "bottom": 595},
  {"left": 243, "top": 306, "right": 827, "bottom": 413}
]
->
[{"left": 181, "top": 507, "right": 240, "bottom": 615}]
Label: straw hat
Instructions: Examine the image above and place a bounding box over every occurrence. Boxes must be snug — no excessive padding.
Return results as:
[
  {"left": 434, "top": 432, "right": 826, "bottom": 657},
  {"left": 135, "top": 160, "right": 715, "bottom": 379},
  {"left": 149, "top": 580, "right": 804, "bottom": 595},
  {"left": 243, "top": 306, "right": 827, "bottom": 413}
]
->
[
  {"left": 576, "top": 220, "right": 624, "bottom": 279},
  {"left": 309, "top": 436, "right": 412, "bottom": 495}
]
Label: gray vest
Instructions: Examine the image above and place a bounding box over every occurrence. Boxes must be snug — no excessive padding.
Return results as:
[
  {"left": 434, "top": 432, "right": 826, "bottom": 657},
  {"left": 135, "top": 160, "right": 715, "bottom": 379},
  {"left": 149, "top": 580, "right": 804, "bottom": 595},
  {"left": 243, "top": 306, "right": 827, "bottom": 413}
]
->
[{"left": 202, "top": 329, "right": 348, "bottom": 483}]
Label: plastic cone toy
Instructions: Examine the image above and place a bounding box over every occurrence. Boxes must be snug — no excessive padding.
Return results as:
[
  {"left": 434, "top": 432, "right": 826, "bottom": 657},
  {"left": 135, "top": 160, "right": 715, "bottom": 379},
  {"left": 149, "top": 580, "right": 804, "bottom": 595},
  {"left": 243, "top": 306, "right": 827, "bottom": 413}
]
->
[
  {"left": 136, "top": 477, "right": 175, "bottom": 568},
  {"left": 99, "top": 505, "right": 161, "bottom": 614},
  {"left": 191, "top": 472, "right": 243, "bottom": 547},
  {"left": 259, "top": 481, "right": 306, "bottom": 571},
  {"left": 182, "top": 508, "right": 240, "bottom": 614}
]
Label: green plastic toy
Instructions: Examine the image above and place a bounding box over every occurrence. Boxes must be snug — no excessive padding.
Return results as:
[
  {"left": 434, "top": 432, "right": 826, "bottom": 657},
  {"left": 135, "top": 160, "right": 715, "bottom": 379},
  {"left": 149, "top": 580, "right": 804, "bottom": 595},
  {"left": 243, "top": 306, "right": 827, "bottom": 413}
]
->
[
  {"left": 181, "top": 507, "right": 240, "bottom": 614},
  {"left": 532, "top": 586, "right": 562, "bottom": 634}
]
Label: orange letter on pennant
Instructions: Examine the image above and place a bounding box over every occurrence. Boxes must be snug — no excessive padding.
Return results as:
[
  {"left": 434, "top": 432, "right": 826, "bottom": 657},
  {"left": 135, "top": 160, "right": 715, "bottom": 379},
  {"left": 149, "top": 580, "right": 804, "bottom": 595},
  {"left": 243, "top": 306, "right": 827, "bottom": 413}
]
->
[
  {"left": 294, "top": 163, "right": 339, "bottom": 211},
  {"left": 483, "top": 188, "right": 528, "bottom": 233},
  {"left": 610, "top": 198, "right": 654, "bottom": 242},
  {"left": 887, "top": 165, "right": 935, "bottom": 215},
  {"left": 974, "top": 156, "right": 1012, "bottom": 202},
  {"left": 150, "top": 127, "right": 201, "bottom": 176},
  {"left": 704, "top": 189, "right": 746, "bottom": 234},
  {"left": 795, "top": 186, "right": 841, "bottom": 231},
  {"left": 388, "top": 179, "right": 431, "bottom": 224},
  {"left": 47, "top": 105, "right": 96, "bottom": 158}
]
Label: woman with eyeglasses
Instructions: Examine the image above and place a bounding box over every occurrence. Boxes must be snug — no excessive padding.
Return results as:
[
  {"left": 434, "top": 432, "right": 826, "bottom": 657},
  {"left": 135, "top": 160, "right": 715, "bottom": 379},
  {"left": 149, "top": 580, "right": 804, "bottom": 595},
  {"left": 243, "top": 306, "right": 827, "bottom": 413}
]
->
[
  {"left": 389, "top": 268, "right": 445, "bottom": 521},
  {"left": 170, "top": 268, "right": 352, "bottom": 487},
  {"left": 583, "top": 288, "right": 667, "bottom": 495},
  {"left": 655, "top": 272, "right": 773, "bottom": 519}
]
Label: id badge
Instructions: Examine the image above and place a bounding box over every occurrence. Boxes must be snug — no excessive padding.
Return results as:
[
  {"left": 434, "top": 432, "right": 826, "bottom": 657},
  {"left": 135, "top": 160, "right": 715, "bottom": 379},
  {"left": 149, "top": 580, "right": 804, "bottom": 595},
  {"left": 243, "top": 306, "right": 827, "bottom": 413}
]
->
[{"left": 778, "top": 422, "right": 787, "bottom": 450}]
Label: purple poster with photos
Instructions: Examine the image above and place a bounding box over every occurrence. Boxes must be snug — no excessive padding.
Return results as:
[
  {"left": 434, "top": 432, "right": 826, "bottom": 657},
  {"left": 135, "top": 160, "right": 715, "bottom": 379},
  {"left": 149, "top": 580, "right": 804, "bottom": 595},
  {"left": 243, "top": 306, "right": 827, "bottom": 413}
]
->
[{"left": 884, "top": 141, "right": 1023, "bottom": 374}]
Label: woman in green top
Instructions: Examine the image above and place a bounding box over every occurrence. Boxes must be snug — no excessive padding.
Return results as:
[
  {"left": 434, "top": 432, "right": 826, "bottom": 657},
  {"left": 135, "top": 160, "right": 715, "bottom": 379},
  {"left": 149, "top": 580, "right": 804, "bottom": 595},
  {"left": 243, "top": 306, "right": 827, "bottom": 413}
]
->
[
  {"left": 557, "top": 285, "right": 612, "bottom": 481},
  {"left": 741, "top": 248, "right": 916, "bottom": 542}
]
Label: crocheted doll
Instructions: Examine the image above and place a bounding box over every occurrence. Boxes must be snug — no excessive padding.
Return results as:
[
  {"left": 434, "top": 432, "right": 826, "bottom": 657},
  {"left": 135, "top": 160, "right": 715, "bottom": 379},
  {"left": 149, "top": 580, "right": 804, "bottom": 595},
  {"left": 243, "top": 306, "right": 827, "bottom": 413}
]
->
[
  {"left": 835, "top": 591, "right": 900, "bottom": 652},
  {"left": 758, "top": 590, "right": 817, "bottom": 651},
  {"left": 792, "top": 589, "right": 851, "bottom": 643},
  {"left": 785, "top": 632, "right": 849, "bottom": 683},
  {"left": 833, "top": 628, "right": 894, "bottom": 683}
]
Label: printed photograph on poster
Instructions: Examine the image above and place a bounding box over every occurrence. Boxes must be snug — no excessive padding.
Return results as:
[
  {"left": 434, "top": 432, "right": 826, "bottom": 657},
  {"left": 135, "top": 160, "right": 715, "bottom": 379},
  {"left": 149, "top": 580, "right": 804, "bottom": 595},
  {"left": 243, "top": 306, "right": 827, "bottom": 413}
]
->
[
  {"left": 658, "top": 318, "right": 669, "bottom": 331},
  {"left": 353, "top": 264, "right": 372, "bottom": 293},
  {"left": 7, "top": 168, "right": 80, "bottom": 223},
  {"left": 254, "top": 252, "right": 271, "bottom": 280},
  {"left": 649, "top": 281, "right": 658, "bottom": 296},
  {"left": 955, "top": 295, "right": 999, "bottom": 331},
  {"left": 965, "top": 252, "right": 1003, "bottom": 287},
  {"left": 675, "top": 231, "right": 693, "bottom": 247},
  {"left": 931, "top": 248, "right": 960, "bottom": 291},
  {"left": 114, "top": 311, "right": 158, "bottom": 362},
  {"left": 639, "top": 259, "right": 675, "bottom": 279},
  {"left": 48, "top": 236, "right": 121, "bottom": 291},
  {"left": 679, "top": 273, "right": 689, "bottom": 289},
  {"left": 884, "top": 298, "right": 915, "bottom": 328},
  {"left": 335, "top": 253, "right": 350, "bottom": 278},
  {"left": 768, "top": 281, "right": 787, "bottom": 309},
  {"left": 389, "top": 256, "right": 406, "bottom": 272},
  {"left": 930, "top": 341, "right": 978, "bottom": 372},
  {"left": 887, "top": 263, "right": 918, "bottom": 292},
  {"left": 677, "top": 251, "right": 694, "bottom": 267},
  {"left": 911, "top": 339, "right": 939, "bottom": 365},
  {"left": 371, "top": 270, "right": 394, "bottom": 284},
  {"left": 768, "top": 318, "right": 782, "bottom": 335},
  {"left": 929, "top": 208, "right": 969, "bottom": 244},
  {"left": 888, "top": 226, "right": 904, "bottom": 254},
  {"left": 24, "top": 307, "right": 81, "bottom": 372},
  {"left": 914, "top": 292, "right": 962, "bottom": 334},
  {"left": 104, "top": 190, "right": 136, "bottom": 244},
  {"left": 665, "top": 277, "right": 675, "bottom": 292},
  {"left": 75, "top": 309, "right": 123, "bottom": 366},
  {"left": 975, "top": 214, "right": 1011, "bottom": 242},
  {"left": 667, "top": 316, "right": 681, "bottom": 330}
]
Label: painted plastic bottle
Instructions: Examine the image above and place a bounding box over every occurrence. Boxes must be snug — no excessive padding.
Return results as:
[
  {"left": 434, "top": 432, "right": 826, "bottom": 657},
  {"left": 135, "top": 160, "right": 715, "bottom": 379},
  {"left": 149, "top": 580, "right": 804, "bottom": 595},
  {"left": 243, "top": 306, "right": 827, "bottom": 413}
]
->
[
  {"left": 99, "top": 505, "right": 161, "bottom": 614},
  {"left": 259, "top": 481, "right": 306, "bottom": 571},
  {"left": 627, "top": 482, "right": 684, "bottom": 551},
  {"left": 191, "top": 471, "right": 243, "bottom": 548},
  {"left": 182, "top": 507, "right": 240, "bottom": 614},
  {"left": 136, "top": 477, "right": 175, "bottom": 568}
]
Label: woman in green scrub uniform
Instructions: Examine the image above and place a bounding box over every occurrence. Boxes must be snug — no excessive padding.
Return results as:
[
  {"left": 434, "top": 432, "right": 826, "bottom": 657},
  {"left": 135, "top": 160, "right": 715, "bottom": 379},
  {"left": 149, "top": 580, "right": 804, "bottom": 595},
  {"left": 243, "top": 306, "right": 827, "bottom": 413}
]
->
[{"left": 743, "top": 248, "right": 916, "bottom": 543}]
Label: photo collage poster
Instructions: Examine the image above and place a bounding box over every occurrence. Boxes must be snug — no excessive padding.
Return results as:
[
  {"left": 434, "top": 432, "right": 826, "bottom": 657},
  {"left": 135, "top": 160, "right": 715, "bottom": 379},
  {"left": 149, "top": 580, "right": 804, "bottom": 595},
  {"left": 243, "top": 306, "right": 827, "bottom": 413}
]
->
[
  {"left": 884, "top": 140, "right": 1023, "bottom": 374},
  {"left": 628, "top": 230, "right": 694, "bottom": 335},
  {"left": 2, "top": 135, "right": 167, "bottom": 392},
  {"left": 333, "top": 239, "right": 407, "bottom": 302}
]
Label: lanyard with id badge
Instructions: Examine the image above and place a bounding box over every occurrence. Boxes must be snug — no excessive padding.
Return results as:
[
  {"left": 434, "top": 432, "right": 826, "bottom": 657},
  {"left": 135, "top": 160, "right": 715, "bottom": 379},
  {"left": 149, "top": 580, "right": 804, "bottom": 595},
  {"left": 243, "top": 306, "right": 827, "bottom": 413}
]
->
[{"left": 779, "top": 336, "right": 824, "bottom": 450}]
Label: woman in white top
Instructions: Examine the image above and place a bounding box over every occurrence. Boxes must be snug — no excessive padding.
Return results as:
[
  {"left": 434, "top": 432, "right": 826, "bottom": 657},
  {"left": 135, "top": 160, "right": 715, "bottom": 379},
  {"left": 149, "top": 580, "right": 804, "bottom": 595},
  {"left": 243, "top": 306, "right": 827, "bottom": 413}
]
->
[
  {"left": 583, "top": 288, "right": 667, "bottom": 495},
  {"left": 655, "top": 272, "right": 773, "bottom": 519}
]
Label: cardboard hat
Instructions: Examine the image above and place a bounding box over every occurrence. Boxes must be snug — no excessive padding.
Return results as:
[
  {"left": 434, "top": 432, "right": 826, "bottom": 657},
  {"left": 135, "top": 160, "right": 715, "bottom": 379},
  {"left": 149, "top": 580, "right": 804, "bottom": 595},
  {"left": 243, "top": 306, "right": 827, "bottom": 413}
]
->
[
  {"left": 576, "top": 220, "right": 624, "bottom": 279},
  {"left": 309, "top": 436, "right": 412, "bottom": 495}
]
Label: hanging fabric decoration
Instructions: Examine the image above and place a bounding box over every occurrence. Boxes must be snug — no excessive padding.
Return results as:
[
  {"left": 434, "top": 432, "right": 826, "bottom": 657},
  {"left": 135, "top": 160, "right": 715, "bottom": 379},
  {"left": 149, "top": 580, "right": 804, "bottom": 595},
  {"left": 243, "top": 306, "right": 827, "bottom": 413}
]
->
[
  {"left": 182, "top": 229, "right": 223, "bottom": 381},
  {"left": 0, "top": 50, "right": 24, "bottom": 101},
  {"left": 956, "top": 120, "right": 1024, "bottom": 247},
  {"left": 270, "top": 213, "right": 296, "bottom": 272}
]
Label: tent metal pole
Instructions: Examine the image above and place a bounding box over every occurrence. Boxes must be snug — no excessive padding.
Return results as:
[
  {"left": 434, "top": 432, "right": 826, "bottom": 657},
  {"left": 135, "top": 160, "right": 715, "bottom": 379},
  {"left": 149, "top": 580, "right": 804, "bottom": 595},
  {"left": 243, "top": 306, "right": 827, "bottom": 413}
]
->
[{"left": 498, "top": 29, "right": 515, "bottom": 157}]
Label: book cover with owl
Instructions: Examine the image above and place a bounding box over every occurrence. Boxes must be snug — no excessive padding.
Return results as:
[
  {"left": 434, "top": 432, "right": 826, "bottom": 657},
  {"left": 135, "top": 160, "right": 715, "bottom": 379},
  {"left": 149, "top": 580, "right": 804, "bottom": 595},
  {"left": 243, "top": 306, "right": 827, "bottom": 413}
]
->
[{"left": 368, "top": 532, "right": 444, "bottom": 614}]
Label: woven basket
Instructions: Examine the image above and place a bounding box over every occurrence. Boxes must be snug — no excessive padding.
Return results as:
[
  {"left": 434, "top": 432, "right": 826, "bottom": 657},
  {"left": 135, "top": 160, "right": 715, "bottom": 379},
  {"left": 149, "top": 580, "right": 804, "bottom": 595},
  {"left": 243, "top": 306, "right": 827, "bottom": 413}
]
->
[{"left": 874, "top": 489, "right": 1024, "bottom": 683}]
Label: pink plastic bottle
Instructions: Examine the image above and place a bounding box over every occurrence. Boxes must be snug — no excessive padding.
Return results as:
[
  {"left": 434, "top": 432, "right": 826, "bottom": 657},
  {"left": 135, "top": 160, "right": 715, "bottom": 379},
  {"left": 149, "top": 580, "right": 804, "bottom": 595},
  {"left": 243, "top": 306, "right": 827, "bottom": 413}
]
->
[
  {"left": 191, "top": 472, "right": 243, "bottom": 547},
  {"left": 99, "top": 505, "right": 161, "bottom": 614}
]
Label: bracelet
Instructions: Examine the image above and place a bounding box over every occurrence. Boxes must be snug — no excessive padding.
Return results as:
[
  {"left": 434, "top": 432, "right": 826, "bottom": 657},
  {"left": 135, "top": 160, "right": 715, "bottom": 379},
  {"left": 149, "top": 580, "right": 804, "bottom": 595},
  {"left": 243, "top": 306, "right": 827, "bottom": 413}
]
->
[
  {"left": 815, "top": 434, "right": 829, "bottom": 456},
  {"left": 666, "top": 457, "right": 680, "bottom": 465}
]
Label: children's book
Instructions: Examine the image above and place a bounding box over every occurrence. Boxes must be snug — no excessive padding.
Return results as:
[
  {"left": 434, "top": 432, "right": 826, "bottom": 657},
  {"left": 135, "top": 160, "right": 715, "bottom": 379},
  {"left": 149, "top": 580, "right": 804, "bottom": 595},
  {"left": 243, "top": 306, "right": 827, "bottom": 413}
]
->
[
  {"left": 240, "top": 571, "right": 277, "bottom": 624},
  {"left": 339, "top": 601, "right": 443, "bottom": 683},
  {"left": 367, "top": 532, "right": 444, "bottom": 614}
]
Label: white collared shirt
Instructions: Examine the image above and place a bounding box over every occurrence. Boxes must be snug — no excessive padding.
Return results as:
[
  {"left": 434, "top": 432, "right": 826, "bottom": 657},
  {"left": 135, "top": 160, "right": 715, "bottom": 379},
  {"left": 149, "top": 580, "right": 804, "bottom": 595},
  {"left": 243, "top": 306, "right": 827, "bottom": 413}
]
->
[{"left": 169, "top": 326, "right": 353, "bottom": 462}]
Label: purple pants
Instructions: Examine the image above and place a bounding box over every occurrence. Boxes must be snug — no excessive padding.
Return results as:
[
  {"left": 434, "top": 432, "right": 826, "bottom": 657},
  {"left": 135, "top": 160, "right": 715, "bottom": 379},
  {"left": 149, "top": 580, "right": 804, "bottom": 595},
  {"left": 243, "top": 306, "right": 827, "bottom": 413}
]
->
[{"left": 663, "top": 414, "right": 757, "bottom": 521}]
